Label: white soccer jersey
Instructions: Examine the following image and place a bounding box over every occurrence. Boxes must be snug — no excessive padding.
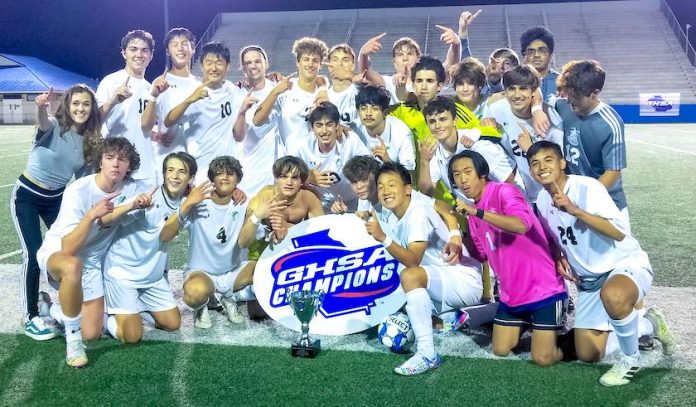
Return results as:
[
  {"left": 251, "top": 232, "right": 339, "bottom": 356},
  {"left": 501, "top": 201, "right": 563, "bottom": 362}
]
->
[
  {"left": 382, "top": 74, "right": 414, "bottom": 105},
  {"left": 268, "top": 78, "right": 320, "bottom": 146},
  {"left": 41, "top": 174, "right": 146, "bottom": 271},
  {"left": 393, "top": 200, "right": 479, "bottom": 274},
  {"left": 355, "top": 116, "right": 416, "bottom": 170},
  {"left": 328, "top": 84, "right": 359, "bottom": 129},
  {"left": 238, "top": 80, "right": 282, "bottom": 196},
  {"left": 153, "top": 73, "right": 200, "bottom": 166},
  {"left": 286, "top": 134, "right": 371, "bottom": 211},
  {"left": 96, "top": 70, "right": 156, "bottom": 180},
  {"left": 185, "top": 200, "right": 248, "bottom": 276},
  {"left": 103, "top": 186, "right": 181, "bottom": 287},
  {"left": 536, "top": 175, "right": 648, "bottom": 278},
  {"left": 429, "top": 135, "right": 514, "bottom": 200},
  {"left": 360, "top": 190, "right": 436, "bottom": 237},
  {"left": 179, "top": 81, "right": 246, "bottom": 171},
  {"left": 487, "top": 98, "right": 564, "bottom": 203}
]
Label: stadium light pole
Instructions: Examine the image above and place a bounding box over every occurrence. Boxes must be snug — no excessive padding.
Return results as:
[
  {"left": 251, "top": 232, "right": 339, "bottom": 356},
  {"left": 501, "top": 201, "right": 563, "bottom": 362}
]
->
[{"left": 164, "top": 0, "right": 170, "bottom": 37}]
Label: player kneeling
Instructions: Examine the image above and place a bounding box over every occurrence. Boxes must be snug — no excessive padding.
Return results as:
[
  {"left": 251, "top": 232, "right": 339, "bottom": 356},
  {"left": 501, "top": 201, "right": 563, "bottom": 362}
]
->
[
  {"left": 528, "top": 141, "right": 677, "bottom": 386},
  {"left": 37, "top": 137, "right": 147, "bottom": 367},
  {"left": 181, "top": 156, "right": 251, "bottom": 328},
  {"left": 448, "top": 150, "right": 567, "bottom": 366},
  {"left": 365, "top": 162, "right": 483, "bottom": 375},
  {"left": 103, "top": 152, "right": 207, "bottom": 343}
]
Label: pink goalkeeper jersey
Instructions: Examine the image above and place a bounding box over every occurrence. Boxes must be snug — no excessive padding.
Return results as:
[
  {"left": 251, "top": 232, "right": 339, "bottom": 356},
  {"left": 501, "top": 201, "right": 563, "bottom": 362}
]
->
[{"left": 467, "top": 182, "right": 566, "bottom": 308}]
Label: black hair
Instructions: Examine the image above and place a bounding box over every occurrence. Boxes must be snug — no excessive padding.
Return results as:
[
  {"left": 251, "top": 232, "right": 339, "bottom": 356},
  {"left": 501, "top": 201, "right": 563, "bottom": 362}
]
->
[
  {"left": 520, "top": 26, "right": 555, "bottom": 55},
  {"left": 207, "top": 156, "right": 243, "bottom": 182},
  {"left": 502, "top": 65, "right": 541, "bottom": 90},
  {"left": 355, "top": 86, "right": 391, "bottom": 111},
  {"left": 273, "top": 156, "right": 309, "bottom": 183},
  {"left": 376, "top": 161, "right": 411, "bottom": 186},
  {"left": 343, "top": 156, "right": 382, "bottom": 183},
  {"left": 200, "top": 41, "right": 231, "bottom": 64},
  {"left": 422, "top": 96, "right": 457, "bottom": 118},
  {"left": 307, "top": 102, "right": 340, "bottom": 125},
  {"left": 526, "top": 140, "right": 564, "bottom": 163},
  {"left": 447, "top": 150, "right": 490, "bottom": 186},
  {"left": 411, "top": 55, "right": 446, "bottom": 84},
  {"left": 164, "top": 27, "right": 195, "bottom": 50}
]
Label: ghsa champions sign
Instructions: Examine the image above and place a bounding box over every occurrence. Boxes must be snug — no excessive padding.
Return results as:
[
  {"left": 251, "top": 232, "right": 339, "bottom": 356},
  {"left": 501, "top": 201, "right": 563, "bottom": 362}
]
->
[{"left": 254, "top": 214, "right": 406, "bottom": 335}]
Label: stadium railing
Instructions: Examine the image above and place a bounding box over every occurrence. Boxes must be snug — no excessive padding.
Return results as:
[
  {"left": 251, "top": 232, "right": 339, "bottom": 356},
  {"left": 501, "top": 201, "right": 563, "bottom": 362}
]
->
[{"left": 660, "top": 0, "right": 696, "bottom": 67}]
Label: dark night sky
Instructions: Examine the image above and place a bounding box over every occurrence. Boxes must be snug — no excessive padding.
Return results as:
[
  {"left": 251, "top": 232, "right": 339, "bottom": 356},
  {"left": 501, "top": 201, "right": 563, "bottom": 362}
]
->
[{"left": 1, "top": 0, "right": 694, "bottom": 82}]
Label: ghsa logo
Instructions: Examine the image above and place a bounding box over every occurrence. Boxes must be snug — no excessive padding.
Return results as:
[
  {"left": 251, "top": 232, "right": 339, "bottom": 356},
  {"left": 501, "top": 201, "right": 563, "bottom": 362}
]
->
[
  {"left": 647, "top": 95, "right": 673, "bottom": 112},
  {"left": 268, "top": 229, "right": 401, "bottom": 318}
]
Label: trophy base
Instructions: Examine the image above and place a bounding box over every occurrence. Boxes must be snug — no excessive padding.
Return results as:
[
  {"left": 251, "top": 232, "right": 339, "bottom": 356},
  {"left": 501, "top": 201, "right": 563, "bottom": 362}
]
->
[{"left": 291, "top": 340, "right": 321, "bottom": 358}]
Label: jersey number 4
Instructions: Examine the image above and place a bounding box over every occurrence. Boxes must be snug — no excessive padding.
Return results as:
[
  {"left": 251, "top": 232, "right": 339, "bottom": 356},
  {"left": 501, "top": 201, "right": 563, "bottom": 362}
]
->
[
  {"left": 216, "top": 227, "right": 227, "bottom": 243},
  {"left": 557, "top": 226, "right": 578, "bottom": 246}
]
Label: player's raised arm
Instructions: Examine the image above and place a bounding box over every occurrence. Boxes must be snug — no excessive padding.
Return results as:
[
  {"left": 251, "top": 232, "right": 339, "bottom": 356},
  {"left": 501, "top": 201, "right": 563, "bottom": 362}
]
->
[
  {"left": 141, "top": 67, "right": 170, "bottom": 131},
  {"left": 61, "top": 191, "right": 119, "bottom": 256},
  {"left": 35, "top": 87, "right": 54, "bottom": 132},
  {"left": 437, "top": 24, "right": 461, "bottom": 74},
  {"left": 457, "top": 10, "right": 480, "bottom": 61},
  {"left": 164, "top": 80, "right": 210, "bottom": 127},
  {"left": 160, "top": 181, "right": 214, "bottom": 242},
  {"left": 252, "top": 72, "right": 295, "bottom": 126},
  {"left": 99, "top": 76, "right": 132, "bottom": 120},
  {"left": 549, "top": 181, "right": 625, "bottom": 241},
  {"left": 233, "top": 89, "right": 257, "bottom": 142}
]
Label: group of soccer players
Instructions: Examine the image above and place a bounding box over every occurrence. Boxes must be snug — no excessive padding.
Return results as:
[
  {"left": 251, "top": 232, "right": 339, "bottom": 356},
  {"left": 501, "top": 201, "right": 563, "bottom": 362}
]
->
[{"left": 11, "top": 9, "right": 678, "bottom": 385}]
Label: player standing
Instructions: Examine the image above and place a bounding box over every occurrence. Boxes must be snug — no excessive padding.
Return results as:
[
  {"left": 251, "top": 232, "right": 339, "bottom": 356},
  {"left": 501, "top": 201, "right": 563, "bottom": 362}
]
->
[
  {"left": 141, "top": 27, "right": 200, "bottom": 183},
  {"left": 97, "top": 30, "right": 158, "bottom": 184},
  {"left": 520, "top": 26, "right": 559, "bottom": 102},
  {"left": 252, "top": 37, "right": 329, "bottom": 148},
  {"left": 164, "top": 42, "right": 254, "bottom": 180}
]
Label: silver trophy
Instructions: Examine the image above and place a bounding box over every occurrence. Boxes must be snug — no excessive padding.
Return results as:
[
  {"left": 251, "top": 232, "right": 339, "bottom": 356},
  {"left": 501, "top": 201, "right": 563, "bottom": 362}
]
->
[{"left": 289, "top": 290, "right": 324, "bottom": 358}]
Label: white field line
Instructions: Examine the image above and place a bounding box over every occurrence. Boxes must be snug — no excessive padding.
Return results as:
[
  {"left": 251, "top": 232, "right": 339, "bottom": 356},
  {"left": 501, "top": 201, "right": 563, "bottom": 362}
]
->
[
  {"left": 0, "top": 184, "right": 15, "bottom": 189},
  {"left": 627, "top": 138, "right": 696, "bottom": 157},
  {"left": 0, "top": 250, "right": 21, "bottom": 261}
]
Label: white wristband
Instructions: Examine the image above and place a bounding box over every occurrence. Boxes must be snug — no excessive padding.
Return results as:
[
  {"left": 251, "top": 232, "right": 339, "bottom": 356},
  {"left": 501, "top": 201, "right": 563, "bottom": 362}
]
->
[
  {"left": 381, "top": 236, "right": 393, "bottom": 247},
  {"left": 531, "top": 104, "right": 542, "bottom": 113},
  {"left": 449, "top": 229, "right": 462, "bottom": 238},
  {"left": 147, "top": 94, "right": 158, "bottom": 102},
  {"left": 250, "top": 214, "right": 261, "bottom": 225}
]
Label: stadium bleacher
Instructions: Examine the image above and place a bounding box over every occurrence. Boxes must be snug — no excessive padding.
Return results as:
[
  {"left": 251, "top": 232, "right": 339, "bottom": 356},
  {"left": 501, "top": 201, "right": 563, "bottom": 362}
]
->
[{"left": 201, "top": 0, "right": 696, "bottom": 104}]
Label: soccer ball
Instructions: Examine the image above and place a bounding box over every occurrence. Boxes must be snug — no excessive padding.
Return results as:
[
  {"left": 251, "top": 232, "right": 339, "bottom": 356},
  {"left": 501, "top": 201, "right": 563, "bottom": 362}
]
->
[{"left": 377, "top": 312, "right": 415, "bottom": 354}]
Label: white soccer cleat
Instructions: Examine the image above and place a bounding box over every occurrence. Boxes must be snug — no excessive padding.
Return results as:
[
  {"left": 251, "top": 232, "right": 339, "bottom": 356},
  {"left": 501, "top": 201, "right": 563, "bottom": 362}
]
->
[
  {"left": 645, "top": 307, "right": 678, "bottom": 356},
  {"left": 65, "top": 340, "right": 88, "bottom": 368},
  {"left": 599, "top": 353, "right": 641, "bottom": 386},
  {"left": 194, "top": 307, "right": 212, "bottom": 329},
  {"left": 221, "top": 298, "right": 245, "bottom": 324},
  {"left": 394, "top": 352, "right": 441, "bottom": 376}
]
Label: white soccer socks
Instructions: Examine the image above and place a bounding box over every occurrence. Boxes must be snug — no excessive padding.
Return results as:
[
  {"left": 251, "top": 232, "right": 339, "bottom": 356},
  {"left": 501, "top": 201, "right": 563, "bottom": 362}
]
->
[
  {"left": 405, "top": 288, "right": 436, "bottom": 360},
  {"left": 609, "top": 310, "right": 639, "bottom": 357},
  {"left": 227, "top": 285, "right": 256, "bottom": 302}
]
